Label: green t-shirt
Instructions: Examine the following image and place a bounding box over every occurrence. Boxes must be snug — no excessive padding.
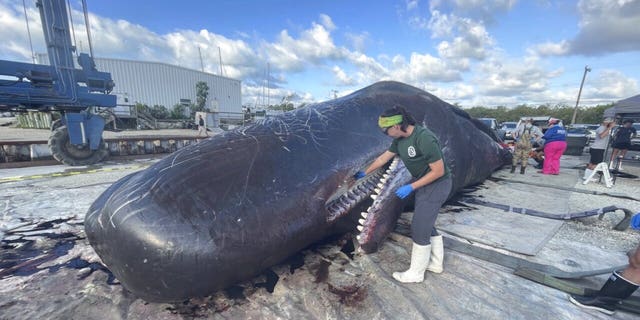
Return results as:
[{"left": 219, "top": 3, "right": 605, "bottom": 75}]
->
[{"left": 388, "top": 126, "right": 451, "bottom": 180}]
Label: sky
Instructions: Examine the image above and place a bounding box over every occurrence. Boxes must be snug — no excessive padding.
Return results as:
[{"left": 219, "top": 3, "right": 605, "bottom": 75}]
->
[{"left": 1, "top": 0, "right": 639, "bottom": 109}]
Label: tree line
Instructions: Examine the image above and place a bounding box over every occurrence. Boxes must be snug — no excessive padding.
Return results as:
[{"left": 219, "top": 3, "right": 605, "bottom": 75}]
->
[
  {"left": 134, "top": 81, "right": 210, "bottom": 120},
  {"left": 131, "top": 81, "right": 613, "bottom": 126},
  {"left": 462, "top": 103, "right": 612, "bottom": 125}
]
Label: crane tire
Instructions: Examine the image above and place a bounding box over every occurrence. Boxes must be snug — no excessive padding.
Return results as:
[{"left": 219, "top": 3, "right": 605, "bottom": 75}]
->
[{"left": 48, "top": 126, "right": 108, "bottom": 166}]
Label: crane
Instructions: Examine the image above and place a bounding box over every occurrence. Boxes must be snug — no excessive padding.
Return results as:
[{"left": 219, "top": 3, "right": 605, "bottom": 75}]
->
[{"left": 0, "top": 0, "right": 116, "bottom": 165}]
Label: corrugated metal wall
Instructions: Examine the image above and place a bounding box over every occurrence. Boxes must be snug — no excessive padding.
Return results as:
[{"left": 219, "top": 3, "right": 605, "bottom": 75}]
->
[{"left": 36, "top": 54, "right": 242, "bottom": 116}]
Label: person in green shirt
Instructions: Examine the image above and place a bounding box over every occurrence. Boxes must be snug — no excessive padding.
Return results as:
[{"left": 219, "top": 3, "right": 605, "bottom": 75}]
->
[{"left": 355, "top": 105, "right": 452, "bottom": 283}]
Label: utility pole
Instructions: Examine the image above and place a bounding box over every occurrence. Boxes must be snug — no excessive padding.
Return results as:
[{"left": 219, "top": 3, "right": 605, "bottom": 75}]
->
[
  {"left": 261, "top": 67, "right": 266, "bottom": 108},
  {"left": 218, "top": 47, "right": 225, "bottom": 76},
  {"left": 331, "top": 90, "right": 338, "bottom": 99},
  {"left": 571, "top": 65, "right": 591, "bottom": 125},
  {"left": 267, "top": 62, "right": 270, "bottom": 109},
  {"left": 198, "top": 47, "right": 204, "bottom": 72}
]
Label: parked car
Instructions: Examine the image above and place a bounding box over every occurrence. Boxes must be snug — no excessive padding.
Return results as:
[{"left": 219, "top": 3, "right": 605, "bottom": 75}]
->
[
  {"left": 500, "top": 121, "right": 518, "bottom": 141},
  {"left": 478, "top": 118, "right": 506, "bottom": 140},
  {"left": 573, "top": 123, "right": 598, "bottom": 142}
]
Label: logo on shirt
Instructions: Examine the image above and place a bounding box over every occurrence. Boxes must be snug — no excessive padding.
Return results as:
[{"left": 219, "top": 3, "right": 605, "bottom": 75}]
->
[{"left": 407, "top": 146, "right": 416, "bottom": 157}]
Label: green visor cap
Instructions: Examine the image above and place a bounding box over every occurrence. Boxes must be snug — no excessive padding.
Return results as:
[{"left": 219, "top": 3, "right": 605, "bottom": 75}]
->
[{"left": 378, "top": 115, "right": 403, "bottom": 128}]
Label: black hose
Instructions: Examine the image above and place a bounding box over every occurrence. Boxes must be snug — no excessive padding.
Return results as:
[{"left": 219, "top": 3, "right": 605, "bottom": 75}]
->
[{"left": 460, "top": 197, "right": 633, "bottom": 231}]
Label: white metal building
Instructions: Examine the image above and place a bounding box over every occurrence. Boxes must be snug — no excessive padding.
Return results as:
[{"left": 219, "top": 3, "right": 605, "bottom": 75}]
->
[{"left": 36, "top": 54, "right": 242, "bottom": 118}]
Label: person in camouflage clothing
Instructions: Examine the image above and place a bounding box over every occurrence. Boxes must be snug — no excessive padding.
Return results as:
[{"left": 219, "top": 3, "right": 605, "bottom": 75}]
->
[{"left": 511, "top": 118, "right": 542, "bottom": 174}]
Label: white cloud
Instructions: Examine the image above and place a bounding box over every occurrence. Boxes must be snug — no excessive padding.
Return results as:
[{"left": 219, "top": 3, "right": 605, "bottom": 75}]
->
[
  {"left": 332, "top": 66, "right": 355, "bottom": 86},
  {"left": 391, "top": 52, "right": 462, "bottom": 82},
  {"left": 406, "top": 0, "right": 420, "bottom": 11},
  {"left": 531, "top": 41, "right": 570, "bottom": 56},
  {"left": 262, "top": 17, "right": 346, "bottom": 72},
  {"left": 430, "top": 12, "right": 493, "bottom": 58},
  {"left": 466, "top": 63, "right": 638, "bottom": 106},
  {"left": 344, "top": 31, "right": 370, "bottom": 52},
  {"left": 426, "top": 83, "right": 475, "bottom": 101},
  {"left": 0, "top": 2, "right": 44, "bottom": 61},
  {"left": 532, "top": 0, "right": 640, "bottom": 56},
  {"left": 429, "top": 0, "right": 516, "bottom": 23},
  {"left": 319, "top": 14, "right": 336, "bottom": 31},
  {"left": 583, "top": 69, "right": 639, "bottom": 101},
  {"left": 242, "top": 84, "right": 316, "bottom": 108},
  {"left": 235, "top": 31, "right": 250, "bottom": 39},
  {"left": 474, "top": 54, "right": 557, "bottom": 97},
  {"left": 426, "top": 10, "right": 454, "bottom": 38},
  {"left": 416, "top": 10, "right": 495, "bottom": 76}
]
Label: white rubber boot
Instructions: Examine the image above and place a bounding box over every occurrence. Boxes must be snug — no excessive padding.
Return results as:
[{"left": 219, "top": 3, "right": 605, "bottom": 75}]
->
[
  {"left": 582, "top": 169, "right": 592, "bottom": 180},
  {"left": 427, "top": 235, "right": 444, "bottom": 273},
  {"left": 393, "top": 243, "right": 431, "bottom": 283}
]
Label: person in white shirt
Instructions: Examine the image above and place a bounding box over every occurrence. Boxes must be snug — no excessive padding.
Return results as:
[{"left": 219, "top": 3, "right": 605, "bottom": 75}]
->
[{"left": 583, "top": 118, "right": 615, "bottom": 180}]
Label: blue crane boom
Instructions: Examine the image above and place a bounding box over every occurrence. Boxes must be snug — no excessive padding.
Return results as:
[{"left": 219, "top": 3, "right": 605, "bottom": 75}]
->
[{"left": 0, "top": 0, "right": 117, "bottom": 165}]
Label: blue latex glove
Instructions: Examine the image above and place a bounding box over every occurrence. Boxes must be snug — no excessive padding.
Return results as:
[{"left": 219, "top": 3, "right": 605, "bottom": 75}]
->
[
  {"left": 631, "top": 214, "right": 640, "bottom": 230},
  {"left": 353, "top": 171, "right": 366, "bottom": 180},
  {"left": 395, "top": 184, "right": 414, "bottom": 199}
]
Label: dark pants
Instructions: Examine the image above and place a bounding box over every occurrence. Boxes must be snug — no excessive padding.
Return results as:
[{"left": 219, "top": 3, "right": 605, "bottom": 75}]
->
[{"left": 412, "top": 176, "right": 453, "bottom": 245}]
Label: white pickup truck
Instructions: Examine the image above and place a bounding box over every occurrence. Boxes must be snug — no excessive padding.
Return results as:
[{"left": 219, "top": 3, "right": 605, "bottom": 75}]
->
[{"left": 478, "top": 118, "right": 506, "bottom": 140}]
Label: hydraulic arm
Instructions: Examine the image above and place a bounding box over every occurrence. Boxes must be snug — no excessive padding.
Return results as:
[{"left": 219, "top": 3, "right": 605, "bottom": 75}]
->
[{"left": 0, "top": 0, "right": 116, "bottom": 165}]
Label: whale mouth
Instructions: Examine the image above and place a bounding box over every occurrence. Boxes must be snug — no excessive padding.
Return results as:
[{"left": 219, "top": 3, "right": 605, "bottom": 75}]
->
[{"left": 325, "top": 157, "right": 411, "bottom": 253}]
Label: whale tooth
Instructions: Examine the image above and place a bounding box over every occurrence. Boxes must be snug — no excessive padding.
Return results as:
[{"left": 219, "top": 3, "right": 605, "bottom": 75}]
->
[
  {"left": 356, "top": 235, "right": 361, "bottom": 241},
  {"left": 377, "top": 183, "right": 384, "bottom": 188},
  {"left": 359, "top": 218, "right": 365, "bottom": 224},
  {"left": 370, "top": 194, "right": 377, "bottom": 200},
  {"left": 357, "top": 225, "right": 364, "bottom": 231},
  {"left": 380, "top": 178, "right": 387, "bottom": 184},
  {"left": 383, "top": 173, "right": 390, "bottom": 178},
  {"left": 361, "top": 212, "right": 368, "bottom": 218},
  {"left": 374, "top": 188, "right": 381, "bottom": 194}
]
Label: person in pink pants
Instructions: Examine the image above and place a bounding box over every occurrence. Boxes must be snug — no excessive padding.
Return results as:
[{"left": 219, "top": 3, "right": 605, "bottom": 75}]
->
[{"left": 540, "top": 118, "right": 567, "bottom": 175}]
